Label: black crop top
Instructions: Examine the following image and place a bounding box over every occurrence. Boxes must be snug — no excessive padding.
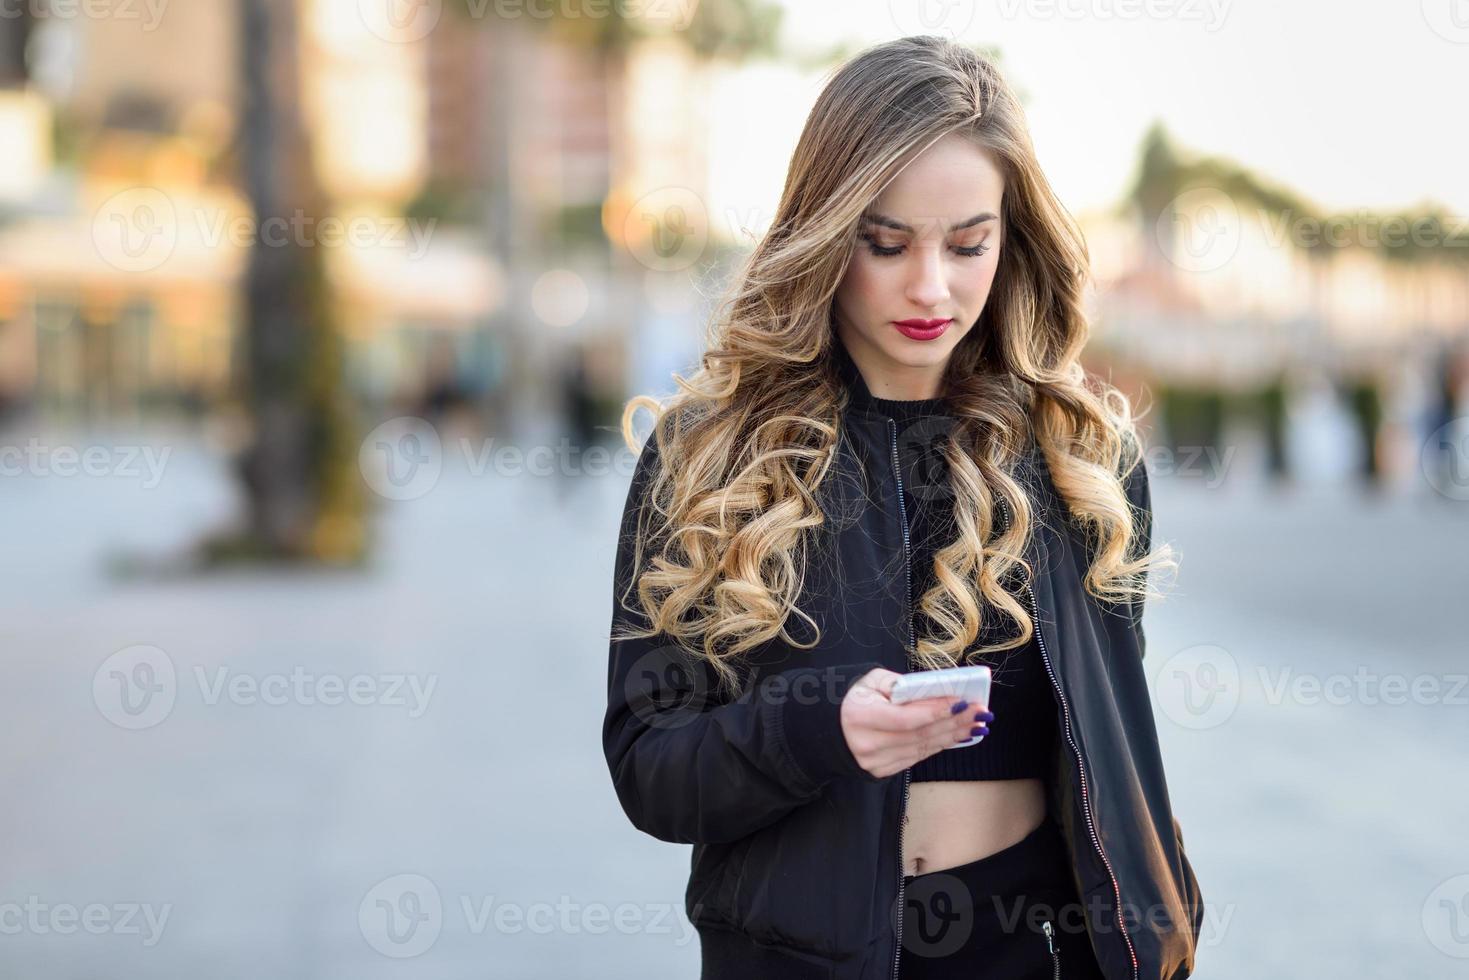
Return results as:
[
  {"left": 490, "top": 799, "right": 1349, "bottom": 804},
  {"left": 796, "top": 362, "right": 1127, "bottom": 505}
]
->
[{"left": 866, "top": 391, "right": 1059, "bottom": 783}]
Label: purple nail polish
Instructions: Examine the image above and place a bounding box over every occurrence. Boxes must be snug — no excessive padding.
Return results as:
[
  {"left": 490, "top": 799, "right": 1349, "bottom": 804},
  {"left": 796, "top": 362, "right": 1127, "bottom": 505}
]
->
[
  {"left": 973, "top": 710, "right": 993, "bottom": 723},
  {"left": 950, "top": 700, "right": 969, "bottom": 715},
  {"left": 970, "top": 726, "right": 987, "bottom": 737}
]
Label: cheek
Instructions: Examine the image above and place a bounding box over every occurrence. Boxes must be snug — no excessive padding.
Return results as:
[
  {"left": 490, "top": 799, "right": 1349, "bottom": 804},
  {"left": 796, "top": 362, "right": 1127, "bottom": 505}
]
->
[
  {"left": 958, "top": 251, "right": 1000, "bottom": 302},
  {"left": 837, "top": 252, "right": 891, "bottom": 309}
]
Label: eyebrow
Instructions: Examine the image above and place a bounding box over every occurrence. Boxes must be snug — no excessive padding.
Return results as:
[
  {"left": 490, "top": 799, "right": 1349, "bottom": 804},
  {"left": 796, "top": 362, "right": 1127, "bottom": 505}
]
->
[{"left": 861, "top": 211, "right": 998, "bottom": 234}]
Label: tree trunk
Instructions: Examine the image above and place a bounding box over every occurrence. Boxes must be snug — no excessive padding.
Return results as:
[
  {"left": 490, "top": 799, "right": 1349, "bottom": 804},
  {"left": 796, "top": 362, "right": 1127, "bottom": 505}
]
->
[
  {"left": 0, "top": 5, "right": 31, "bottom": 88},
  {"left": 217, "top": 0, "right": 365, "bottom": 565}
]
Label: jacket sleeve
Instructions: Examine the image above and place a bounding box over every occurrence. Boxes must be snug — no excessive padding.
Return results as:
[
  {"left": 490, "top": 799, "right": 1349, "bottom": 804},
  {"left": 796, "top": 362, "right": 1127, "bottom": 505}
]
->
[
  {"left": 1122, "top": 446, "right": 1153, "bottom": 659},
  {"left": 602, "top": 435, "right": 885, "bottom": 845}
]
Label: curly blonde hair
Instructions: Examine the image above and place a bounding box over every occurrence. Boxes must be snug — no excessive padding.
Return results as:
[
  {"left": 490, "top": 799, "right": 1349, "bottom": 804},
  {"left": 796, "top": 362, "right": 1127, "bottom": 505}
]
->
[{"left": 615, "top": 36, "right": 1175, "bottom": 698}]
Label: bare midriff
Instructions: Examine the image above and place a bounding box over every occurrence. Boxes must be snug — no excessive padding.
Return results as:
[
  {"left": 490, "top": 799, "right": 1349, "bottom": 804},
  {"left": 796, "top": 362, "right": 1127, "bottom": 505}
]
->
[{"left": 901, "top": 777, "right": 1047, "bottom": 877}]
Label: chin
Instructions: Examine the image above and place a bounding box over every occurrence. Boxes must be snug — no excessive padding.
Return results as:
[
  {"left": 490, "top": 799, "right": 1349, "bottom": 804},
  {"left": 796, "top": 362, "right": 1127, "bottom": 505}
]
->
[{"left": 880, "top": 331, "right": 965, "bottom": 365}]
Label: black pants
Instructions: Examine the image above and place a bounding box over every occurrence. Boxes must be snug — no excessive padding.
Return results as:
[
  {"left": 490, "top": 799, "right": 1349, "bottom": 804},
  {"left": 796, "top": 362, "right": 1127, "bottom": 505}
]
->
[{"left": 898, "top": 817, "right": 1108, "bottom": 979}]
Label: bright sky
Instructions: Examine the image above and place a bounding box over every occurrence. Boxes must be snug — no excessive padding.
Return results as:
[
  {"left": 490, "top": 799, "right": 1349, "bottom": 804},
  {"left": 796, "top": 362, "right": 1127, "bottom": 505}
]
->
[{"left": 709, "top": 0, "right": 1469, "bottom": 227}]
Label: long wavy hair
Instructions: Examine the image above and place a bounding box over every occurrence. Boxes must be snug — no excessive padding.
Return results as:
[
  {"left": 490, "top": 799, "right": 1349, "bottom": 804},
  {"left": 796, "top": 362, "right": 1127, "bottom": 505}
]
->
[{"left": 616, "top": 35, "right": 1175, "bottom": 697}]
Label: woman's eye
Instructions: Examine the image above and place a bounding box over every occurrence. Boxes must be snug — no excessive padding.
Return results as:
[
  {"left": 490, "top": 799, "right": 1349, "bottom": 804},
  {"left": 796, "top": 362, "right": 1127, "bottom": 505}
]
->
[
  {"left": 859, "top": 232, "right": 990, "bottom": 258},
  {"left": 865, "top": 240, "right": 905, "bottom": 257}
]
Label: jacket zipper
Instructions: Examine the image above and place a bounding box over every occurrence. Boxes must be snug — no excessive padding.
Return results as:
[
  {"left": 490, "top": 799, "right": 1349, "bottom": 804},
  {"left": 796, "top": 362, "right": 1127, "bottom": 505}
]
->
[
  {"left": 887, "top": 418, "right": 914, "bottom": 980},
  {"left": 999, "top": 493, "right": 1140, "bottom": 980},
  {"left": 1042, "top": 919, "right": 1061, "bottom": 980}
]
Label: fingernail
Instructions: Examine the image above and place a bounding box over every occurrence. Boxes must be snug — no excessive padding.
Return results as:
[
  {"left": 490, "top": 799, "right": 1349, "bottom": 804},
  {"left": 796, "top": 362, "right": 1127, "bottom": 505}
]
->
[
  {"left": 972, "top": 710, "right": 993, "bottom": 723},
  {"left": 970, "top": 726, "right": 988, "bottom": 737},
  {"left": 950, "top": 700, "right": 969, "bottom": 715}
]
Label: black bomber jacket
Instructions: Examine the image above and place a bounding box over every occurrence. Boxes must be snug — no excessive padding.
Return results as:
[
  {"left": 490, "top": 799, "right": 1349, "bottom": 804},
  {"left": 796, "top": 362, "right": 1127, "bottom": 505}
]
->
[{"left": 602, "top": 345, "right": 1205, "bottom": 980}]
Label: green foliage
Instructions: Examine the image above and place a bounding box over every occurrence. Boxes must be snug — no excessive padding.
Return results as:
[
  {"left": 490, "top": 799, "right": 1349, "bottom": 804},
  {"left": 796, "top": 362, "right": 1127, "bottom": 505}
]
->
[
  {"left": 1126, "top": 122, "right": 1465, "bottom": 265},
  {"left": 49, "top": 106, "right": 85, "bottom": 168},
  {"left": 548, "top": 199, "right": 608, "bottom": 248},
  {"left": 404, "top": 179, "right": 480, "bottom": 228},
  {"left": 680, "top": 0, "right": 783, "bottom": 61},
  {"left": 1343, "top": 377, "right": 1384, "bottom": 479},
  {"left": 1158, "top": 383, "right": 1227, "bottom": 455}
]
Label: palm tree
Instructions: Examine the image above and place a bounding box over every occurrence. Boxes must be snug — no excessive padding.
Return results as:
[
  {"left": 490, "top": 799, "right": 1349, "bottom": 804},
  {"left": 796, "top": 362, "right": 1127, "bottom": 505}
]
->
[
  {"left": 1123, "top": 123, "right": 1469, "bottom": 489},
  {"left": 203, "top": 0, "right": 366, "bottom": 566},
  {"left": 0, "top": 4, "right": 32, "bottom": 88},
  {"left": 1127, "top": 121, "right": 1315, "bottom": 266}
]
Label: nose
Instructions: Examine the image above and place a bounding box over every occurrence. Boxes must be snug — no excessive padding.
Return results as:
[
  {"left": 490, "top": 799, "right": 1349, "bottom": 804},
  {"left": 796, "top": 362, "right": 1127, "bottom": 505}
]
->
[{"left": 905, "top": 242, "right": 950, "bottom": 311}]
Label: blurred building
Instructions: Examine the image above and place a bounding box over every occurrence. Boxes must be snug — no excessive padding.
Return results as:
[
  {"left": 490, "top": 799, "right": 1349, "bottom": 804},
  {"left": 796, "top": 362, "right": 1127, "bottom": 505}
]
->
[
  {"left": 1084, "top": 202, "right": 1469, "bottom": 388},
  {"left": 0, "top": 1, "right": 507, "bottom": 426}
]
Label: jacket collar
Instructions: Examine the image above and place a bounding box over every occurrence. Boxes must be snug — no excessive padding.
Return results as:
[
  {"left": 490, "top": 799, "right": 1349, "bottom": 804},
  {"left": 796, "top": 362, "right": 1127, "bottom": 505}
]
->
[
  {"left": 831, "top": 333, "right": 951, "bottom": 421},
  {"left": 831, "top": 331, "right": 1049, "bottom": 498}
]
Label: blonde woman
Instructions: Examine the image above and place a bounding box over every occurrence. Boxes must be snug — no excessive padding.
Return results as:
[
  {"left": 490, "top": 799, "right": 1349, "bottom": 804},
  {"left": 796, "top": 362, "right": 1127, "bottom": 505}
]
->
[{"left": 603, "top": 35, "right": 1203, "bottom": 980}]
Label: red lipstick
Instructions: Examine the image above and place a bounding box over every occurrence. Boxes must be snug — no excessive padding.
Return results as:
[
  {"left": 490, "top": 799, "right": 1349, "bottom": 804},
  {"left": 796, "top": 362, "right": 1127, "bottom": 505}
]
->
[{"left": 891, "top": 318, "right": 952, "bottom": 341}]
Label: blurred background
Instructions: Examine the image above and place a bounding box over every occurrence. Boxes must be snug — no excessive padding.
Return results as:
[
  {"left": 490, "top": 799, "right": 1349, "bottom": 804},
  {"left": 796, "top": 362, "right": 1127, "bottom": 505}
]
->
[{"left": 1, "top": 1, "right": 1466, "bottom": 977}]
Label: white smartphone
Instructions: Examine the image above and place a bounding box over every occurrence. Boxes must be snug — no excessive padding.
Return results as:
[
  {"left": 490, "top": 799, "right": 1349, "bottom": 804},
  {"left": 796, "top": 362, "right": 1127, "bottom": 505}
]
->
[{"left": 889, "top": 665, "right": 993, "bottom": 748}]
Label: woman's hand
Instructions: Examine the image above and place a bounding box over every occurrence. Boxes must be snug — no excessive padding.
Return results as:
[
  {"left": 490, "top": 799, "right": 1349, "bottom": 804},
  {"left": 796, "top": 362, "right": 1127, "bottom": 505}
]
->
[{"left": 840, "top": 668, "right": 993, "bottom": 779}]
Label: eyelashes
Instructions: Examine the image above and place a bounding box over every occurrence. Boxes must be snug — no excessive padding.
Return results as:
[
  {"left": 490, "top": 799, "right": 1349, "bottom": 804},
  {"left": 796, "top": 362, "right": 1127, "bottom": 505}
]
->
[{"left": 859, "top": 231, "right": 991, "bottom": 259}]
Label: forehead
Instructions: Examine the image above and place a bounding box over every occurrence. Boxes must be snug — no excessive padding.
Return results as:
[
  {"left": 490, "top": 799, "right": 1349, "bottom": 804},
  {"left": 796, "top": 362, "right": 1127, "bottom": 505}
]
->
[{"left": 867, "top": 135, "right": 1004, "bottom": 232}]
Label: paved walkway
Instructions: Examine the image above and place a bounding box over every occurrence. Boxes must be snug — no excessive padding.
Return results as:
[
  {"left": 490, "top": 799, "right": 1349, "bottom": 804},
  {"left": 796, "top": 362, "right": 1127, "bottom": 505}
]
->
[{"left": 1, "top": 425, "right": 1464, "bottom": 977}]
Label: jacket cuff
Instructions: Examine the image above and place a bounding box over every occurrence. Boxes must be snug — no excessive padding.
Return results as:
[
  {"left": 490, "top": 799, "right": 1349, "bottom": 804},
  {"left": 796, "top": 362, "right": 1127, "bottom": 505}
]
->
[{"left": 776, "top": 660, "right": 886, "bottom": 790}]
